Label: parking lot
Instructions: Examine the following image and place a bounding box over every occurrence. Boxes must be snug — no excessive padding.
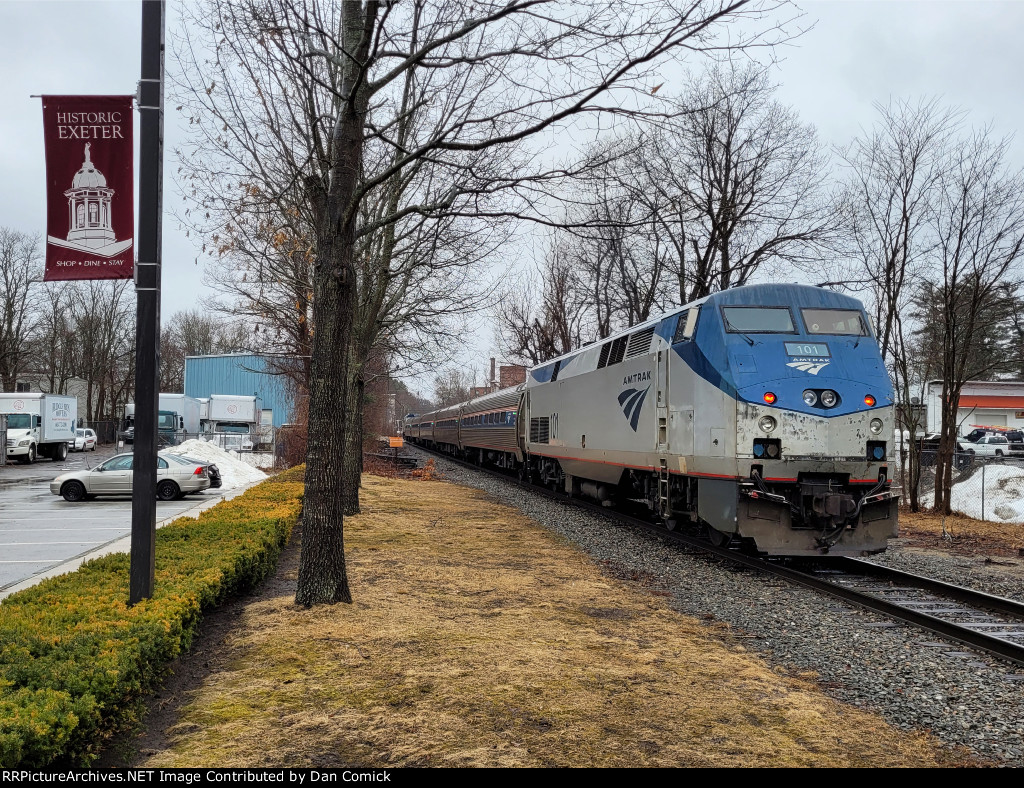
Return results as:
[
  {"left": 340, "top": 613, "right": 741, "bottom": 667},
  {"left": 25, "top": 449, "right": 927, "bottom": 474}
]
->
[{"left": 0, "top": 443, "right": 238, "bottom": 599}]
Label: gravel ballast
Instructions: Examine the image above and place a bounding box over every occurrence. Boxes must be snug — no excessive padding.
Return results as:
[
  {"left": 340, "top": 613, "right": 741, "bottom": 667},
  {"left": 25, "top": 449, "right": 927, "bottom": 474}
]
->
[{"left": 418, "top": 449, "right": 1024, "bottom": 766}]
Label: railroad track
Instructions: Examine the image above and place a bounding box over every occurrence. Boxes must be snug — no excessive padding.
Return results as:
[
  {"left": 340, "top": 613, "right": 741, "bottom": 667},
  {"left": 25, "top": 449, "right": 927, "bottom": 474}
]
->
[{"left": 411, "top": 444, "right": 1024, "bottom": 668}]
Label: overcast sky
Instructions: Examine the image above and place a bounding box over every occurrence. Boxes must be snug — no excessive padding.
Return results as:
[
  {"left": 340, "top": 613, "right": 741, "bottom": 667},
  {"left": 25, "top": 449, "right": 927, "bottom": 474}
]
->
[{"left": 2, "top": 0, "right": 1023, "bottom": 379}]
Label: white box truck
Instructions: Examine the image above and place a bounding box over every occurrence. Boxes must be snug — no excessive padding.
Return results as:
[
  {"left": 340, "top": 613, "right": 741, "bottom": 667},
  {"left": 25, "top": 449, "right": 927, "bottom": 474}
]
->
[
  {"left": 0, "top": 393, "right": 76, "bottom": 463},
  {"left": 204, "top": 394, "right": 262, "bottom": 451}
]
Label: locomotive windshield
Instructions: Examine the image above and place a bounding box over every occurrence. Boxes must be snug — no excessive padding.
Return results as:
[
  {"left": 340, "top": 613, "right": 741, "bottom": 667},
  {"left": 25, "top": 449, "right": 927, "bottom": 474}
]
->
[
  {"left": 801, "top": 309, "right": 868, "bottom": 336},
  {"left": 722, "top": 306, "right": 795, "bottom": 333}
]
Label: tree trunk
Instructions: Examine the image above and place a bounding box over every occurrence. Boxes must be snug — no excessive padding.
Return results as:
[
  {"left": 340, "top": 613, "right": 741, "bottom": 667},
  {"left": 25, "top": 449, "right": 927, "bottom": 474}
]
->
[
  {"left": 294, "top": 0, "right": 377, "bottom": 607},
  {"left": 342, "top": 361, "right": 363, "bottom": 516},
  {"left": 295, "top": 225, "right": 355, "bottom": 605},
  {"left": 934, "top": 382, "right": 959, "bottom": 516}
]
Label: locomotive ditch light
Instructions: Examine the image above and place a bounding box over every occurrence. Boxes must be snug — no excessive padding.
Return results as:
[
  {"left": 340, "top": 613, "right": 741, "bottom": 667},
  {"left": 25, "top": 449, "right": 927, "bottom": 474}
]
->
[
  {"left": 864, "top": 394, "right": 876, "bottom": 407},
  {"left": 758, "top": 415, "right": 777, "bottom": 433},
  {"left": 869, "top": 418, "right": 884, "bottom": 434},
  {"left": 820, "top": 390, "right": 838, "bottom": 408},
  {"left": 802, "top": 390, "right": 817, "bottom": 406},
  {"left": 763, "top": 392, "right": 777, "bottom": 405}
]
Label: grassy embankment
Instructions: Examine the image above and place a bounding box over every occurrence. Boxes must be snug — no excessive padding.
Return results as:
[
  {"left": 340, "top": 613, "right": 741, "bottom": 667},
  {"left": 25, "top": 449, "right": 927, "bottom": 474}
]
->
[{"left": 120, "top": 469, "right": 972, "bottom": 768}]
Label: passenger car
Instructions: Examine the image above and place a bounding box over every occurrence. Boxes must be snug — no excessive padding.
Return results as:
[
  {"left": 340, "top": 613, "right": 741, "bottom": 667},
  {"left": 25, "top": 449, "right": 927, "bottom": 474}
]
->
[
  {"left": 68, "top": 428, "right": 97, "bottom": 452},
  {"left": 49, "top": 452, "right": 210, "bottom": 502}
]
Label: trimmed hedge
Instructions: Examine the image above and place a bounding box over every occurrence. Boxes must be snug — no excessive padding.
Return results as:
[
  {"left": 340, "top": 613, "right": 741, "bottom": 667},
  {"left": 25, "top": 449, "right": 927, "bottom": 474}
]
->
[{"left": 0, "top": 467, "right": 305, "bottom": 767}]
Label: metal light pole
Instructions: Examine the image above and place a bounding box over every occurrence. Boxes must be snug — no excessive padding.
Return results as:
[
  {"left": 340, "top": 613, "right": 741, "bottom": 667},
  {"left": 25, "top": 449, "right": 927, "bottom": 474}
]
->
[{"left": 130, "top": 0, "right": 164, "bottom": 605}]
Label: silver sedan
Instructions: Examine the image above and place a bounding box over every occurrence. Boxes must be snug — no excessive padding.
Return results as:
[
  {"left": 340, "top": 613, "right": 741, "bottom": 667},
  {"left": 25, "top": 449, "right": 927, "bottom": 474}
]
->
[{"left": 49, "top": 452, "right": 211, "bottom": 502}]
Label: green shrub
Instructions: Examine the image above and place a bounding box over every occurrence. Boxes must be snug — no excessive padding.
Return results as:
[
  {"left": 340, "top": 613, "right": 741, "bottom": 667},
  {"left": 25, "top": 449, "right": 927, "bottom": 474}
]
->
[{"left": 0, "top": 469, "right": 305, "bottom": 767}]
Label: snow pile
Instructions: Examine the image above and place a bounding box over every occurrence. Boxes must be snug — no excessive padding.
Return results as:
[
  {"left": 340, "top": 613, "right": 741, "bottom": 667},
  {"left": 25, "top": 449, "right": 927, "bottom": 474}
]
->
[
  {"left": 918, "top": 462, "right": 1024, "bottom": 522},
  {"left": 160, "top": 438, "right": 267, "bottom": 491}
]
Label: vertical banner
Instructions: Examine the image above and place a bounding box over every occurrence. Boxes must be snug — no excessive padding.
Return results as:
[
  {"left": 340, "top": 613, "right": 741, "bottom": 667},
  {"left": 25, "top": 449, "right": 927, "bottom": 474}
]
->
[{"left": 41, "top": 95, "right": 134, "bottom": 281}]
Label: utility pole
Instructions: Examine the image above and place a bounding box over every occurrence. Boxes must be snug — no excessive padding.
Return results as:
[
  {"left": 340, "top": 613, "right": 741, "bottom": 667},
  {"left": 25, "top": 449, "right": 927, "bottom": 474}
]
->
[{"left": 130, "top": 0, "right": 164, "bottom": 605}]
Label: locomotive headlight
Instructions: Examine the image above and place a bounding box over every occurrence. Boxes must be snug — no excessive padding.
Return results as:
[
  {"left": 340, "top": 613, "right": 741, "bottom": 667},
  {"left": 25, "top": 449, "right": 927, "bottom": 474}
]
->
[
  {"left": 820, "top": 390, "right": 838, "bottom": 408},
  {"left": 870, "top": 418, "right": 884, "bottom": 434},
  {"left": 802, "top": 390, "right": 817, "bottom": 406},
  {"left": 758, "top": 416, "right": 777, "bottom": 433}
]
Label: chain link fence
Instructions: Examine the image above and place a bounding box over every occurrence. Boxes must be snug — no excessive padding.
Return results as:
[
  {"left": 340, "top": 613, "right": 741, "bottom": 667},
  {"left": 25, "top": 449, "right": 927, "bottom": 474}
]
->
[
  {"left": 893, "top": 447, "right": 1024, "bottom": 522},
  {"left": 101, "top": 428, "right": 282, "bottom": 471}
]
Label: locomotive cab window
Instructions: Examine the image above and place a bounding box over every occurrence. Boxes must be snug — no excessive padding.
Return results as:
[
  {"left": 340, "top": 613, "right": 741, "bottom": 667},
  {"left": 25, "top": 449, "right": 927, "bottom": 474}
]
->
[
  {"left": 721, "top": 306, "right": 795, "bottom": 333},
  {"left": 672, "top": 307, "right": 701, "bottom": 343},
  {"left": 800, "top": 308, "right": 868, "bottom": 336}
]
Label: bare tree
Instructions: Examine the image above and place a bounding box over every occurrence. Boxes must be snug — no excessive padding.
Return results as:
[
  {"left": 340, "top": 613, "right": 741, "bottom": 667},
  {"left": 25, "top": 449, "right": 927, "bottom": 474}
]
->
[
  {"left": 924, "top": 129, "right": 1024, "bottom": 514},
  {"left": 176, "top": 0, "right": 800, "bottom": 605},
  {"left": 72, "top": 281, "right": 135, "bottom": 423},
  {"left": 838, "top": 98, "right": 962, "bottom": 510},
  {"left": 432, "top": 367, "right": 475, "bottom": 407},
  {"left": 31, "top": 282, "right": 77, "bottom": 396},
  {"left": 0, "top": 228, "right": 42, "bottom": 392},
  {"left": 160, "top": 309, "right": 249, "bottom": 392},
  {"left": 651, "top": 62, "right": 835, "bottom": 300},
  {"left": 530, "top": 62, "right": 832, "bottom": 352},
  {"left": 497, "top": 244, "right": 589, "bottom": 364}
]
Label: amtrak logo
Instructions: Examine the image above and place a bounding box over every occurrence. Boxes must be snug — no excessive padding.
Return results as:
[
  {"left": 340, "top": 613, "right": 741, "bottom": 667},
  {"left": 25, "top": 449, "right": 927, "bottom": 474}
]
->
[
  {"left": 618, "top": 386, "right": 649, "bottom": 431},
  {"left": 787, "top": 360, "right": 830, "bottom": 375}
]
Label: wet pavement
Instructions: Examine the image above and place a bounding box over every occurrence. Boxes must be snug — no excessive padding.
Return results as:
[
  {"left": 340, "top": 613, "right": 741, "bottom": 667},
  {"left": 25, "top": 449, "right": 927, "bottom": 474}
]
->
[{"left": 0, "top": 443, "right": 233, "bottom": 598}]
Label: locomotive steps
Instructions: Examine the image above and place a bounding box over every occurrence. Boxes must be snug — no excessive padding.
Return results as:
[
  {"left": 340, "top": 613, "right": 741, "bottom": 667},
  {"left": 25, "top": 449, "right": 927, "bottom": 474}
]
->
[{"left": 102, "top": 471, "right": 970, "bottom": 767}]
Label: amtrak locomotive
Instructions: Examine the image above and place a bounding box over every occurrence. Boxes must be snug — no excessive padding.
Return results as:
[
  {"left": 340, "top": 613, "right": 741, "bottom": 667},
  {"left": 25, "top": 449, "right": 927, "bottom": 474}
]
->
[{"left": 406, "top": 283, "right": 898, "bottom": 556}]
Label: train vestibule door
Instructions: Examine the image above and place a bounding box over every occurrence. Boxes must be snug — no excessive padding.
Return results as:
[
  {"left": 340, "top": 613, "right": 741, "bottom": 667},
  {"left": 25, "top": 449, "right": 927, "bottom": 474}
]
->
[{"left": 656, "top": 349, "right": 669, "bottom": 452}]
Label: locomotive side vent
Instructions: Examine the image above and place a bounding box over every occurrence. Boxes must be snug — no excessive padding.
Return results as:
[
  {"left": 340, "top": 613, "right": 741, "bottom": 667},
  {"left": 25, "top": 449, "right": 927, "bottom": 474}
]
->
[
  {"left": 608, "top": 335, "right": 628, "bottom": 365},
  {"left": 626, "top": 327, "right": 655, "bottom": 358},
  {"left": 530, "top": 417, "right": 550, "bottom": 444}
]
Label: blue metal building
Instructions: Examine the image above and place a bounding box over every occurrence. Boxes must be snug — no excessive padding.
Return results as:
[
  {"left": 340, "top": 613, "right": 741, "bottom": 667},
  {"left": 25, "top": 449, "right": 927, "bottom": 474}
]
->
[{"left": 184, "top": 354, "right": 294, "bottom": 428}]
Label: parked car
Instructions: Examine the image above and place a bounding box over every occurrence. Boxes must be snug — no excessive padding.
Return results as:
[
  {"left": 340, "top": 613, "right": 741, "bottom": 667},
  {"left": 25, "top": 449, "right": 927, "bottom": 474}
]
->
[
  {"left": 162, "top": 452, "right": 222, "bottom": 489},
  {"left": 68, "top": 428, "right": 97, "bottom": 452},
  {"left": 49, "top": 452, "right": 211, "bottom": 502},
  {"left": 970, "top": 434, "right": 1012, "bottom": 457}
]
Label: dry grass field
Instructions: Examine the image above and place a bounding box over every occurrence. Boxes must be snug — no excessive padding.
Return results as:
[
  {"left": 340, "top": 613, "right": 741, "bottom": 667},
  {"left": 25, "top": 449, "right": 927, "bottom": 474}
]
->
[
  {"left": 104, "top": 473, "right": 986, "bottom": 768},
  {"left": 896, "top": 507, "right": 1024, "bottom": 559}
]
